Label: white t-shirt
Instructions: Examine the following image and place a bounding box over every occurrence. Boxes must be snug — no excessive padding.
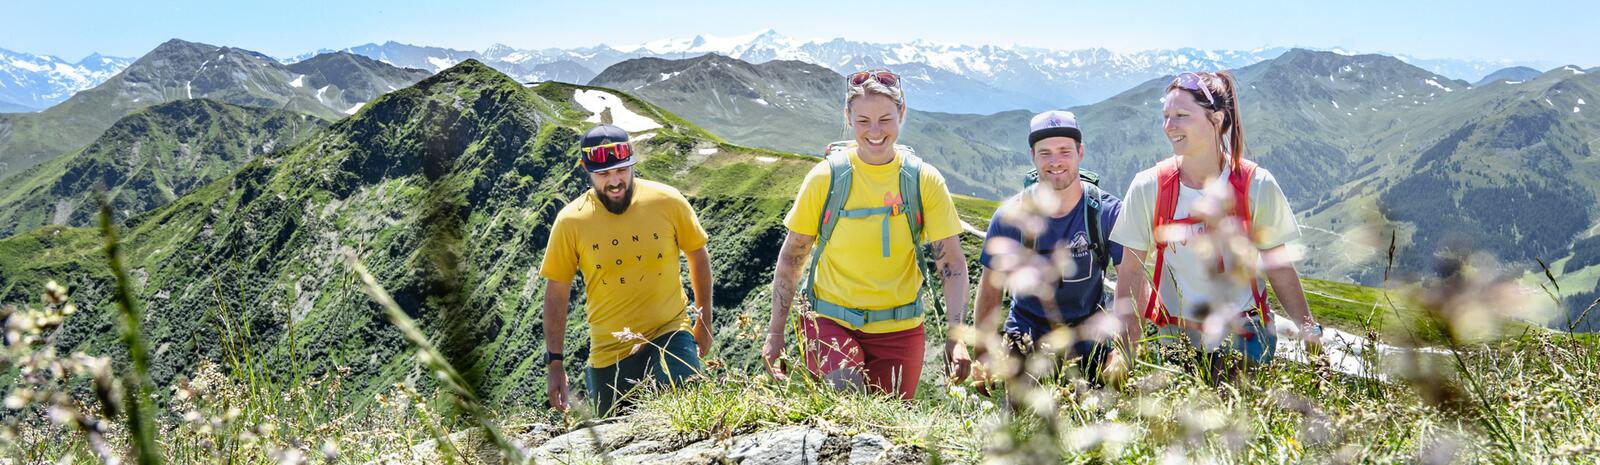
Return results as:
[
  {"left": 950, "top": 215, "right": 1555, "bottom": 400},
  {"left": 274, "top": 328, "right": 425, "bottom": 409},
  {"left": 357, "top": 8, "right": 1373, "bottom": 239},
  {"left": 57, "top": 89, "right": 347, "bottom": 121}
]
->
[{"left": 1108, "top": 161, "right": 1301, "bottom": 319}]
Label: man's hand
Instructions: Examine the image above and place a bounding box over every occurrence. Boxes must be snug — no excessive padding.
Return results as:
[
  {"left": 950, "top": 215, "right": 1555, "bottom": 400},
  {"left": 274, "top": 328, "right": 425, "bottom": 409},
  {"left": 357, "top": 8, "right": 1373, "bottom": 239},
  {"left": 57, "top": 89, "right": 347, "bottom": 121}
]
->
[
  {"left": 693, "top": 318, "right": 713, "bottom": 357},
  {"left": 762, "top": 331, "right": 787, "bottom": 380},
  {"left": 547, "top": 362, "right": 571, "bottom": 411},
  {"left": 945, "top": 339, "right": 972, "bottom": 384}
]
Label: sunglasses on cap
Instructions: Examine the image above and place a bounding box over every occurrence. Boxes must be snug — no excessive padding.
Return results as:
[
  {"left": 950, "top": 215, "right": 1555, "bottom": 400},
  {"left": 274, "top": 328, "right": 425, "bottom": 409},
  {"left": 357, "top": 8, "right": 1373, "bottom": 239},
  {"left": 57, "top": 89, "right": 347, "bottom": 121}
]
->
[
  {"left": 582, "top": 142, "right": 633, "bottom": 164},
  {"left": 848, "top": 70, "right": 900, "bottom": 88},
  {"left": 1174, "top": 72, "right": 1217, "bottom": 108}
]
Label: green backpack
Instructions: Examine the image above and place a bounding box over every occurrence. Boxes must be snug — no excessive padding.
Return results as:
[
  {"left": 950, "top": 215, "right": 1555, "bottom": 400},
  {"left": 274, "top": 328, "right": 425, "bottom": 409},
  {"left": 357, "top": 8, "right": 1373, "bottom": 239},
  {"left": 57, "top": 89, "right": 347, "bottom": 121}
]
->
[
  {"left": 801, "top": 141, "right": 932, "bottom": 328},
  {"left": 1020, "top": 168, "right": 1111, "bottom": 272}
]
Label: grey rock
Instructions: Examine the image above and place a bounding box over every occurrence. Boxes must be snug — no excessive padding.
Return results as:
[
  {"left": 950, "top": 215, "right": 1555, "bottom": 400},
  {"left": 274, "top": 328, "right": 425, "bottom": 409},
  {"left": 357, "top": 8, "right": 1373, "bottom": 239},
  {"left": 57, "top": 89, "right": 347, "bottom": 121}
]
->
[
  {"left": 849, "top": 433, "right": 893, "bottom": 465},
  {"left": 618, "top": 439, "right": 728, "bottom": 464},
  {"left": 533, "top": 420, "right": 638, "bottom": 462},
  {"left": 611, "top": 439, "right": 671, "bottom": 456},
  {"left": 728, "top": 426, "right": 828, "bottom": 464},
  {"left": 513, "top": 422, "right": 562, "bottom": 449},
  {"left": 888, "top": 445, "right": 929, "bottom": 465}
]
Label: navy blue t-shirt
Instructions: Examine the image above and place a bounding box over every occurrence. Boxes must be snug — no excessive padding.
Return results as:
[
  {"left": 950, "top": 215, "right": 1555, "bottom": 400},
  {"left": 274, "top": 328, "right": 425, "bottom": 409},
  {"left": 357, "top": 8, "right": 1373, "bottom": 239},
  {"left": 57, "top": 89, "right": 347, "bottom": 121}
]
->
[{"left": 979, "top": 186, "right": 1124, "bottom": 340}]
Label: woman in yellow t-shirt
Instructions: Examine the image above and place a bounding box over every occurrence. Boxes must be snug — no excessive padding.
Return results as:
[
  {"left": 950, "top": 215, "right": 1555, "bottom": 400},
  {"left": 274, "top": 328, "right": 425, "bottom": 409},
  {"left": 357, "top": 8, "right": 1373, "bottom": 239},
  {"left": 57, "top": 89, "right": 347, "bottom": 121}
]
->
[{"left": 761, "top": 69, "right": 972, "bottom": 400}]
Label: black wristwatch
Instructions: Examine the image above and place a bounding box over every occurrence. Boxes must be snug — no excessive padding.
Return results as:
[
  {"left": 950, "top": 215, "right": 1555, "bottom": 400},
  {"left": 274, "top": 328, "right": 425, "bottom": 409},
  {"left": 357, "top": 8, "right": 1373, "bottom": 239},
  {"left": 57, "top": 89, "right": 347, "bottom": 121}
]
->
[{"left": 545, "top": 351, "right": 563, "bottom": 365}]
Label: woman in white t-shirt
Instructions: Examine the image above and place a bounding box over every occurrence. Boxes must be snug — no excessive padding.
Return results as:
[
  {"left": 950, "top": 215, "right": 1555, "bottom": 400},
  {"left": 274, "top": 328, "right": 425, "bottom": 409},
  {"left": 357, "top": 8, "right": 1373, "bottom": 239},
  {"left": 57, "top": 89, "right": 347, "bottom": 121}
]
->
[{"left": 1108, "top": 71, "right": 1323, "bottom": 374}]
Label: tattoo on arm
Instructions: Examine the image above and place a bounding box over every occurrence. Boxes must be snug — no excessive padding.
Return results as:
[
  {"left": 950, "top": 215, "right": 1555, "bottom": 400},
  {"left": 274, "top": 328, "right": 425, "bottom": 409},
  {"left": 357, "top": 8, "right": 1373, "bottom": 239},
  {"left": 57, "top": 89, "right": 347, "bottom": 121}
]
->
[
  {"left": 769, "top": 231, "right": 815, "bottom": 332},
  {"left": 932, "top": 237, "right": 970, "bottom": 327},
  {"left": 932, "top": 239, "right": 966, "bottom": 278},
  {"left": 928, "top": 240, "right": 947, "bottom": 262}
]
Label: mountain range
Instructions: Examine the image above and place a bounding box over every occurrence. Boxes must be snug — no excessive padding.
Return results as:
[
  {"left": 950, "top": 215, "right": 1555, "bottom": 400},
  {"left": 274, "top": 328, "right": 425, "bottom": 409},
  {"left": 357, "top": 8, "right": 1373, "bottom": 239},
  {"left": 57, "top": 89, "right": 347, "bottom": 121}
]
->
[
  {"left": 296, "top": 30, "right": 1554, "bottom": 113},
  {"left": 4, "top": 31, "right": 1562, "bottom": 117},
  {"left": 0, "top": 47, "right": 133, "bottom": 112},
  {"left": 0, "top": 39, "right": 432, "bottom": 180}
]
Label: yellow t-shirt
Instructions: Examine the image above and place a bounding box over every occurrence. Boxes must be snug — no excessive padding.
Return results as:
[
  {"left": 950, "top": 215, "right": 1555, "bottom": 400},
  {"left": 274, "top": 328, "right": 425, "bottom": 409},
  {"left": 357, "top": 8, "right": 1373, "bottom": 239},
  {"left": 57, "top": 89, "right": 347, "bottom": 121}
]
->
[
  {"left": 783, "top": 149, "right": 963, "bottom": 333},
  {"left": 539, "top": 179, "right": 710, "bottom": 368}
]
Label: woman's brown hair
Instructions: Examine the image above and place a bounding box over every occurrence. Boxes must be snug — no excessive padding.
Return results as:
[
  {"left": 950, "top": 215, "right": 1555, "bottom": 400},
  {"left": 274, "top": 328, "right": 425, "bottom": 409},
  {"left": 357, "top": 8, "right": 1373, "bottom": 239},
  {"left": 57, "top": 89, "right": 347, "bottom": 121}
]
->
[{"left": 1167, "top": 71, "right": 1245, "bottom": 169}]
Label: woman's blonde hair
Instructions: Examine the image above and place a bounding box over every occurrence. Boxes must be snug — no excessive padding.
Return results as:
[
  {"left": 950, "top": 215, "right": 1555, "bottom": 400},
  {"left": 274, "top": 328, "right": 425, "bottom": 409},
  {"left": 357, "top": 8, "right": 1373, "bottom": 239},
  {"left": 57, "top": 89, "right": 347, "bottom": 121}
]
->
[{"left": 845, "top": 74, "right": 906, "bottom": 113}]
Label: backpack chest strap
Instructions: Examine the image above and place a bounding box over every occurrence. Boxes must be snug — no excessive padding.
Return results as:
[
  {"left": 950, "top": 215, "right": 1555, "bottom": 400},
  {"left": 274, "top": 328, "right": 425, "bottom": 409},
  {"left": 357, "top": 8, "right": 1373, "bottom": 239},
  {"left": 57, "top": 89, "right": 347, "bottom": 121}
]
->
[{"left": 835, "top": 205, "right": 898, "bottom": 257}]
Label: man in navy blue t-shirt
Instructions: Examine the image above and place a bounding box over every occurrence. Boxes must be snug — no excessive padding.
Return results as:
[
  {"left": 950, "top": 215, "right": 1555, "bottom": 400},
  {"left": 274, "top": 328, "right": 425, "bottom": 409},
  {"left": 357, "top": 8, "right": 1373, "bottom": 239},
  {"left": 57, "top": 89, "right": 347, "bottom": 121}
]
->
[{"left": 970, "top": 110, "right": 1139, "bottom": 389}]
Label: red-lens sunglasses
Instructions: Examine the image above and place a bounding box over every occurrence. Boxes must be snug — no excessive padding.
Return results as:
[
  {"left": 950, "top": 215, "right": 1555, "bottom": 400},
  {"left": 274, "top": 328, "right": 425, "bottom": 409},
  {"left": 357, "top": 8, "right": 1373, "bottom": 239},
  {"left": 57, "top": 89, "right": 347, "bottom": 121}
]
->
[
  {"left": 848, "top": 70, "right": 900, "bottom": 88},
  {"left": 582, "top": 142, "right": 633, "bottom": 164}
]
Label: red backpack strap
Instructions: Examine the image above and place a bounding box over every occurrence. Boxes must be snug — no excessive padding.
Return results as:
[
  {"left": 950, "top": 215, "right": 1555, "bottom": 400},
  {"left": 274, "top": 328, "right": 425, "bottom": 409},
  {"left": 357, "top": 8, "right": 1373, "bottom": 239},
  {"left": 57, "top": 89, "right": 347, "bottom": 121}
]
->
[
  {"left": 1229, "top": 159, "right": 1273, "bottom": 326},
  {"left": 1143, "top": 157, "right": 1183, "bottom": 326},
  {"left": 1229, "top": 159, "right": 1258, "bottom": 233}
]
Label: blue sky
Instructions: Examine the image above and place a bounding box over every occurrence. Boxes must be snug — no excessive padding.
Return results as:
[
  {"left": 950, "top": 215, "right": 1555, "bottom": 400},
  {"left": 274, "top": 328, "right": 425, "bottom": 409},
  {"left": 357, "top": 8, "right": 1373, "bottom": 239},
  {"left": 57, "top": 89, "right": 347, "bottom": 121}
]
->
[{"left": 3, "top": 0, "right": 1596, "bottom": 66}]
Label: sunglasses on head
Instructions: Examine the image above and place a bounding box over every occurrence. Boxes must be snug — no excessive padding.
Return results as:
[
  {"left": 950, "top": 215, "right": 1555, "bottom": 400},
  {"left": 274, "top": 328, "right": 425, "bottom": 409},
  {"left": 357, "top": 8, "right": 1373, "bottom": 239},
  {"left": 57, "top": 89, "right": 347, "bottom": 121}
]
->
[
  {"left": 848, "top": 70, "right": 900, "bottom": 88},
  {"left": 1174, "top": 72, "right": 1217, "bottom": 108},
  {"left": 582, "top": 142, "right": 633, "bottom": 164}
]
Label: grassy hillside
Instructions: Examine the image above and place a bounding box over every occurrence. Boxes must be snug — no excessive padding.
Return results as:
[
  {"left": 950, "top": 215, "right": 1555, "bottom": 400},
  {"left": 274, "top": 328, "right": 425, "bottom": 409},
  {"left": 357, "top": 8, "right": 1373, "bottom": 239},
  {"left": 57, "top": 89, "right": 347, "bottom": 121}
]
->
[{"left": 0, "top": 99, "right": 327, "bottom": 238}]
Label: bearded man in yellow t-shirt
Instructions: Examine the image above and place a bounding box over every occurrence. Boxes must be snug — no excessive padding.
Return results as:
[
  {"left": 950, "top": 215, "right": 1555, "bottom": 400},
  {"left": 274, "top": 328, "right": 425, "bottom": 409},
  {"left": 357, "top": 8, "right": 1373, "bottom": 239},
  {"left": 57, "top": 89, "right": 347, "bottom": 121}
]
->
[{"left": 539, "top": 124, "right": 714, "bottom": 417}]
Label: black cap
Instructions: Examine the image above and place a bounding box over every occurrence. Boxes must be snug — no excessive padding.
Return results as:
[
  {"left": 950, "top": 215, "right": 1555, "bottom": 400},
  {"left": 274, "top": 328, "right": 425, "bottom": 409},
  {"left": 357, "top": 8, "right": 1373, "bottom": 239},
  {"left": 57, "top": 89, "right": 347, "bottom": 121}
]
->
[{"left": 580, "top": 124, "right": 636, "bottom": 172}]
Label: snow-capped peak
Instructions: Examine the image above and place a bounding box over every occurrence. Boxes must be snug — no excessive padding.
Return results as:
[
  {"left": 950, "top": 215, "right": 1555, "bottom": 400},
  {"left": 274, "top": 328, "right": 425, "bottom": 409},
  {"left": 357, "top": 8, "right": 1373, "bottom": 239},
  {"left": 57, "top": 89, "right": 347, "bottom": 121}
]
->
[
  {"left": 483, "top": 43, "right": 534, "bottom": 64},
  {"left": 631, "top": 29, "right": 786, "bottom": 56},
  {"left": 0, "top": 47, "right": 133, "bottom": 110},
  {"left": 484, "top": 43, "right": 516, "bottom": 56}
]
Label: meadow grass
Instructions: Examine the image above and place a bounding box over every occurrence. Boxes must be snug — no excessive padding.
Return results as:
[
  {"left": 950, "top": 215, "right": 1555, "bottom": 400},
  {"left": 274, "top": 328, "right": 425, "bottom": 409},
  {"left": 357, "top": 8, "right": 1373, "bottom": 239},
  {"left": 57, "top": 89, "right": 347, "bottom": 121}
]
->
[{"left": 2, "top": 197, "right": 1598, "bottom": 464}]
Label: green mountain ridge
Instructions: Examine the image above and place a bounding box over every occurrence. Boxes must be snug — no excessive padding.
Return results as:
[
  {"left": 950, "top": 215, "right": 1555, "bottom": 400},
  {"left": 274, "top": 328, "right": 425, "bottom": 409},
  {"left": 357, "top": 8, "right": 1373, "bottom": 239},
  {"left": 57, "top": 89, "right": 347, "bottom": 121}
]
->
[{"left": 0, "top": 98, "right": 328, "bottom": 237}]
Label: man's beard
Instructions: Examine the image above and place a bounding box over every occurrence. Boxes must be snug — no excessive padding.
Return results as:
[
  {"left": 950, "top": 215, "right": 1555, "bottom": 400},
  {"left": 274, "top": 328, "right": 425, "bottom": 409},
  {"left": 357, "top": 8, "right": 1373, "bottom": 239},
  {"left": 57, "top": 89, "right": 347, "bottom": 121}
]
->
[
  {"left": 1049, "top": 175, "right": 1077, "bottom": 191},
  {"left": 1041, "top": 169, "right": 1077, "bottom": 191},
  {"left": 596, "top": 181, "right": 636, "bottom": 214}
]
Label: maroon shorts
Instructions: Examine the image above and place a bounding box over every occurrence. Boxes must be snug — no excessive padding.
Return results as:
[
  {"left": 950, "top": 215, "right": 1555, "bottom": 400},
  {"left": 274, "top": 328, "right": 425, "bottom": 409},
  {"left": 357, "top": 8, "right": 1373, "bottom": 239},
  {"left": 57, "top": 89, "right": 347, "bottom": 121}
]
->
[{"left": 801, "top": 315, "right": 926, "bottom": 400}]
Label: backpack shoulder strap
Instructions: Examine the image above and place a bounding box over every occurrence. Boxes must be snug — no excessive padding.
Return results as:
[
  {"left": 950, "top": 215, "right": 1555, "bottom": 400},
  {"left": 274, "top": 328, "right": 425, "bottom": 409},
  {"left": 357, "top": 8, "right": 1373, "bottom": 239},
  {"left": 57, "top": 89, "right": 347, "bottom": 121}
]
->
[
  {"left": 1229, "top": 158, "right": 1259, "bottom": 233},
  {"left": 817, "top": 151, "right": 855, "bottom": 247},
  {"left": 1153, "top": 157, "right": 1183, "bottom": 230},
  {"left": 1144, "top": 156, "right": 1184, "bottom": 325},
  {"left": 1082, "top": 182, "right": 1109, "bottom": 271},
  {"left": 897, "top": 150, "right": 936, "bottom": 316},
  {"left": 1228, "top": 158, "right": 1273, "bottom": 324},
  {"left": 804, "top": 151, "right": 855, "bottom": 304},
  {"left": 898, "top": 151, "right": 925, "bottom": 245}
]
